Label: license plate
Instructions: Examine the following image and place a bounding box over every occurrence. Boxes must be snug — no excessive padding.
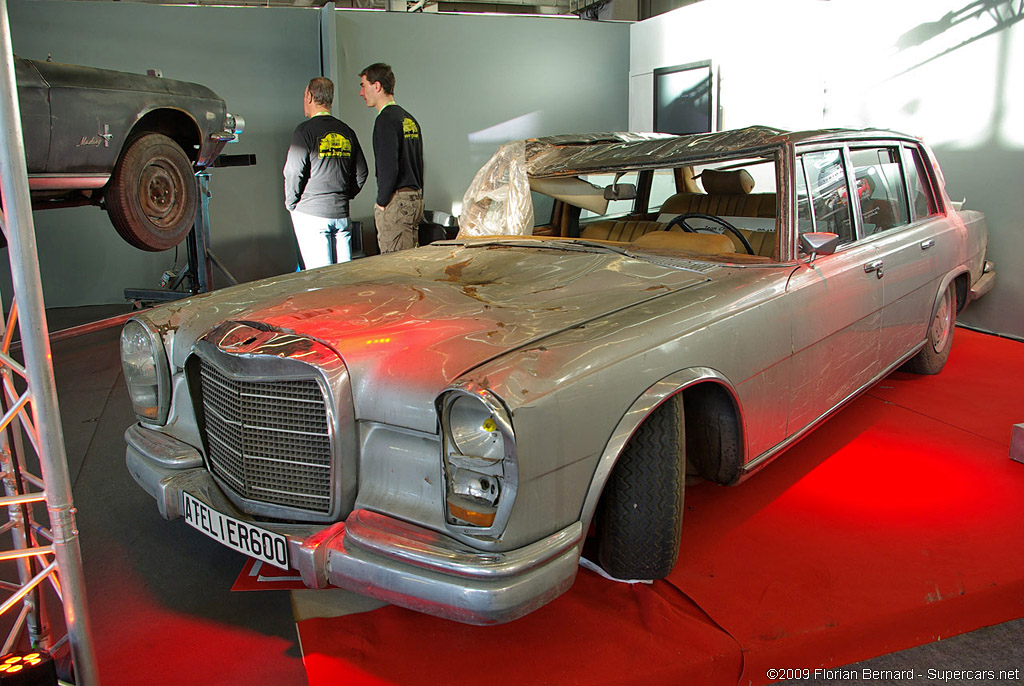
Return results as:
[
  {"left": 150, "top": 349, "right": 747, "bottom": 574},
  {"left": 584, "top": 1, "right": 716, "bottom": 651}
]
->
[{"left": 182, "top": 491, "right": 290, "bottom": 570}]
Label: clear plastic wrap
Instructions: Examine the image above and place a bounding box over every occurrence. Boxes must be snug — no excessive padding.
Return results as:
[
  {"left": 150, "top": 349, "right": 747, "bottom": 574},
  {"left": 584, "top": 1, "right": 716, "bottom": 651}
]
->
[
  {"left": 457, "top": 127, "right": 790, "bottom": 237},
  {"left": 458, "top": 141, "right": 534, "bottom": 237}
]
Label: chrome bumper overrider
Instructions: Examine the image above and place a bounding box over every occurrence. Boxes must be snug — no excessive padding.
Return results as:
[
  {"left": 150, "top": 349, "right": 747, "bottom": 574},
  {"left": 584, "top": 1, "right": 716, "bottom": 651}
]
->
[
  {"left": 125, "top": 425, "right": 582, "bottom": 624},
  {"left": 969, "top": 261, "right": 995, "bottom": 302}
]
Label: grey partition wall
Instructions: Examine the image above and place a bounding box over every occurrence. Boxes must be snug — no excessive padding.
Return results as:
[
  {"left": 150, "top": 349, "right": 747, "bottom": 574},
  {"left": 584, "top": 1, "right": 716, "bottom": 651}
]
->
[
  {"left": 3, "top": 1, "right": 629, "bottom": 308},
  {"left": 330, "top": 10, "right": 631, "bottom": 226},
  {"left": 4, "top": 0, "right": 320, "bottom": 307}
]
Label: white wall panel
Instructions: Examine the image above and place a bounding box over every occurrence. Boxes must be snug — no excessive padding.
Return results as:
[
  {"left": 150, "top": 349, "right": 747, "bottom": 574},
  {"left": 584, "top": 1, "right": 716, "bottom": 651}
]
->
[{"left": 630, "top": 0, "right": 1024, "bottom": 338}]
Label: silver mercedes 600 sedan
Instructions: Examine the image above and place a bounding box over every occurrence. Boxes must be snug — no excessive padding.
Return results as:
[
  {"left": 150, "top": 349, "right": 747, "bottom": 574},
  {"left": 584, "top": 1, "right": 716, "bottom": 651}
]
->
[{"left": 120, "top": 126, "right": 994, "bottom": 624}]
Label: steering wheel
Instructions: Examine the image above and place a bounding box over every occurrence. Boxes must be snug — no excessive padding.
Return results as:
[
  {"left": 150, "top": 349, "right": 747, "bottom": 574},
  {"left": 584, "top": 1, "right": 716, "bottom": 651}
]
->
[{"left": 663, "top": 212, "right": 755, "bottom": 255}]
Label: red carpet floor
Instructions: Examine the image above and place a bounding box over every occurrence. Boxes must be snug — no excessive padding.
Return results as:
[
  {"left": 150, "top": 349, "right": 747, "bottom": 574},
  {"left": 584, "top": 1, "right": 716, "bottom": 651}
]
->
[{"left": 298, "top": 329, "right": 1024, "bottom": 686}]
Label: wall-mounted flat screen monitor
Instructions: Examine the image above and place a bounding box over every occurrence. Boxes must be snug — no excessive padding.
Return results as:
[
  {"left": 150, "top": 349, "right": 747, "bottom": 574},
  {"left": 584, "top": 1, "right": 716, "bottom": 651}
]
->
[{"left": 653, "top": 61, "right": 713, "bottom": 136}]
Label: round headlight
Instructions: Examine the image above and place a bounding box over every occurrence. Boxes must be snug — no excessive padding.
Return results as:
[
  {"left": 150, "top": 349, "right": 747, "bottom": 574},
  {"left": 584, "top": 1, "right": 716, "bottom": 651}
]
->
[
  {"left": 448, "top": 394, "right": 505, "bottom": 461},
  {"left": 120, "top": 319, "right": 168, "bottom": 423}
]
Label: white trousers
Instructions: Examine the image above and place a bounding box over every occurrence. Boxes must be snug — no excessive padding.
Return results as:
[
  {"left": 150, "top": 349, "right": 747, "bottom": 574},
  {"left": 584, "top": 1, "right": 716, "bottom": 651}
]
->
[{"left": 290, "top": 211, "right": 351, "bottom": 269}]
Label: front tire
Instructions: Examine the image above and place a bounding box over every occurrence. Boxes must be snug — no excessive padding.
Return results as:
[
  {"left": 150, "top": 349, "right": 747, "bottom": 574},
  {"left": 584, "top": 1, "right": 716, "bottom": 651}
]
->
[
  {"left": 106, "top": 133, "right": 197, "bottom": 251},
  {"left": 597, "top": 393, "right": 685, "bottom": 580},
  {"left": 901, "top": 282, "right": 956, "bottom": 375}
]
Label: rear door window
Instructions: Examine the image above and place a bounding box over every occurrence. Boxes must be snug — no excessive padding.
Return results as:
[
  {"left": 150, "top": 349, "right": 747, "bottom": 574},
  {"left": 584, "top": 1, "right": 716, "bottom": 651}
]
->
[{"left": 849, "top": 147, "right": 910, "bottom": 235}]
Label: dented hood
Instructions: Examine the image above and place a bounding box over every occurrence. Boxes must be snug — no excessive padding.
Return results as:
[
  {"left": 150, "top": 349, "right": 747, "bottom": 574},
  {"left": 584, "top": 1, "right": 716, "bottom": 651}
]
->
[{"left": 154, "top": 242, "right": 711, "bottom": 432}]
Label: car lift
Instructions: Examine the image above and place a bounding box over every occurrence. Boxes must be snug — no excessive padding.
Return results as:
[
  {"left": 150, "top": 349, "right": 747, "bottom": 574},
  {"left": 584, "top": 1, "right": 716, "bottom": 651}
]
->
[
  {"left": 29, "top": 154, "right": 256, "bottom": 347},
  {"left": 124, "top": 154, "right": 255, "bottom": 305}
]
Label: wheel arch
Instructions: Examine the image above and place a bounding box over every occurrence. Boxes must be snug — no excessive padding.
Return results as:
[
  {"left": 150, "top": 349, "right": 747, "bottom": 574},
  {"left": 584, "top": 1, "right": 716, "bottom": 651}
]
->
[
  {"left": 125, "top": 108, "right": 202, "bottom": 165},
  {"left": 579, "top": 367, "right": 745, "bottom": 530},
  {"left": 935, "top": 267, "right": 971, "bottom": 317}
]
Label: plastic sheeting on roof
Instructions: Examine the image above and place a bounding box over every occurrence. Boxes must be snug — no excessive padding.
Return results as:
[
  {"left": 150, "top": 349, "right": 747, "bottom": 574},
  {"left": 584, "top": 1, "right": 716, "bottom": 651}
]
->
[
  {"left": 458, "top": 126, "right": 791, "bottom": 238},
  {"left": 459, "top": 140, "right": 534, "bottom": 238}
]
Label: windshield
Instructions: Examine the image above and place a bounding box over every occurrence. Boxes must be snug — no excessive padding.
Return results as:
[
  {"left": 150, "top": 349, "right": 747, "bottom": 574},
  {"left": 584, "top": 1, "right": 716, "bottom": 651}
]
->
[{"left": 460, "top": 142, "right": 782, "bottom": 264}]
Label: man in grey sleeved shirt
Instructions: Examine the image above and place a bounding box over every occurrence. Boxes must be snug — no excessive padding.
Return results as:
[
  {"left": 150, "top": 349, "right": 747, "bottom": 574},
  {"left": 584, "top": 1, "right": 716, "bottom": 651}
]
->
[
  {"left": 284, "top": 77, "right": 368, "bottom": 268},
  {"left": 358, "top": 63, "right": 424, "bottom": 254}
]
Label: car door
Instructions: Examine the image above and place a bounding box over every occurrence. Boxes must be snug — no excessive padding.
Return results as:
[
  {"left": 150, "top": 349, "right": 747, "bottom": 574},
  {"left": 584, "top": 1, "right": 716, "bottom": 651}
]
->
[
  {"left": 848, "top": 144, "right": 952, "bottom": 366},
  {"left": 15, "top": 56, "right": 50, "bottom": 173},
  {"left": 785, "top": 147, "right": 883, "bottom": 434}
]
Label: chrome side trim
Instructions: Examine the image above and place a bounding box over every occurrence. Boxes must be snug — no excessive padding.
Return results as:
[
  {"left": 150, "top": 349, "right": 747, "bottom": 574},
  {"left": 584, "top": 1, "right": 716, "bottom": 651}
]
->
[
  {"left": 28, "top": 173, "right": 109, "bottom": 190},
  {"left": 345, "top": 509, "right": 582, "bottom": 580}
]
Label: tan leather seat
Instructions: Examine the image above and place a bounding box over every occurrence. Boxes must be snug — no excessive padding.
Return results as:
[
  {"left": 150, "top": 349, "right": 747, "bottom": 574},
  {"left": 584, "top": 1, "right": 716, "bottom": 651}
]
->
[
  {"left": 580, "top": 220, "right": 663, "bottom": 242},
  {"left": 660, "top": 170, "right": 777, "bottom": 257},
  {"left": 580, "top": 170, "right": 779, "bottom": 257},
  {"left": 629, "top": 230, "right": 734, "bottom": 255},
  {"left": 660, "top": 170, "right": 776, "bottom": 220}
]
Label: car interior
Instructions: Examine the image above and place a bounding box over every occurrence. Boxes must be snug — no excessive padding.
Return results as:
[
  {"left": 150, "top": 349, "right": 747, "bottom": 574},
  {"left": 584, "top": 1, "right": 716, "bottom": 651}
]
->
[{"left": 531, "top": 157, "right": 782, "bottom": 263}]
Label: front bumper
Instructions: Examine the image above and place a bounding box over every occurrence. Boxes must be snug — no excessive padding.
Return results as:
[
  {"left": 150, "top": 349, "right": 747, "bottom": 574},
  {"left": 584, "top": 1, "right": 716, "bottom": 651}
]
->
[{"left": 125, "top": 425, "right": 582, "bottom": 625}]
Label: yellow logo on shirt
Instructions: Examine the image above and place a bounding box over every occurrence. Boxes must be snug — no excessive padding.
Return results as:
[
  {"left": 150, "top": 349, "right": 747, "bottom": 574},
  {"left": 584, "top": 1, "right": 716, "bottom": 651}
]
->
[
  {"left": 319, "top": 133, "right": 352, "bottom": 158},
  {"left": 402, "top": 118, "right": 420, "bottom": 139}
]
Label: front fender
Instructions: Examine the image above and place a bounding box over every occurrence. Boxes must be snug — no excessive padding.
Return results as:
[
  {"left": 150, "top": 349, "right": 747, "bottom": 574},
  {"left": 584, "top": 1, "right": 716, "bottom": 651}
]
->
[{"left": 578, "top": 367, "right": 743, "bottom": 531}]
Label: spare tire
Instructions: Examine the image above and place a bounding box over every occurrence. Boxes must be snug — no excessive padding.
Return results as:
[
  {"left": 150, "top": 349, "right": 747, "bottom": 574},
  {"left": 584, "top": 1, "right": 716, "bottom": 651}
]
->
[{"left": 106, "top": 133, "right": 197, "bottom": 251}]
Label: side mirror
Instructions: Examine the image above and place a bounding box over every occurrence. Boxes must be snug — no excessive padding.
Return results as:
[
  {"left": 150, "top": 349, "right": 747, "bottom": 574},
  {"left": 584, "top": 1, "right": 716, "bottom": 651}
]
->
[
  {"left": 799, "top": 232, "right": 840, "bottom": 262},
  {"left": 604, "top": 182, "right": 637, "bottom": 201}
]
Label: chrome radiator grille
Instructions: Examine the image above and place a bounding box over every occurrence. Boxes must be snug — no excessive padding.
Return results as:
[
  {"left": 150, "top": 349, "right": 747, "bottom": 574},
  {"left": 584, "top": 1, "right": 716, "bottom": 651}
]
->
[{"left": 199, "top": 359, "right": 332, "bottom": 514}]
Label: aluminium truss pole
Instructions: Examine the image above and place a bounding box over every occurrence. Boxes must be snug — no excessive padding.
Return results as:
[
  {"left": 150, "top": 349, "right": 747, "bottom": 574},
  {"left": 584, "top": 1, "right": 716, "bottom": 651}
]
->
[{"left": 0, "top": 0, "right": 100, "bottom": 682}]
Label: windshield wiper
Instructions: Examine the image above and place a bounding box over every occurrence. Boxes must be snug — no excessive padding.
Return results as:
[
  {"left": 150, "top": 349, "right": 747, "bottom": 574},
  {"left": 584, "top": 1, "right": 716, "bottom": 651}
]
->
[
  {"left": 556, "top": 239, "right": 633, "bottom": 256},
  {"left": 439, "top": 238, "right": 634, "bottom": 257}
]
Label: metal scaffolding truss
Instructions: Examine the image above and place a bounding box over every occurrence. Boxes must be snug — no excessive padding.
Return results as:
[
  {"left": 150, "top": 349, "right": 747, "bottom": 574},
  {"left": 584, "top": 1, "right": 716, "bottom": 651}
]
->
[{"left": 0, "top": 0, "right": 100, "bottom": 681}]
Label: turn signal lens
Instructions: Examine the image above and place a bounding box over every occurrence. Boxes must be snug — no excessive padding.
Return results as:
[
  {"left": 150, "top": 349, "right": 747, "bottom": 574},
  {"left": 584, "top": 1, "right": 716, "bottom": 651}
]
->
[
  {"left": 447, "top": 501, "right": 496, "bottom": 527},
  {"left": 441, "top": 388, "right": 517, "bottom": 531}
]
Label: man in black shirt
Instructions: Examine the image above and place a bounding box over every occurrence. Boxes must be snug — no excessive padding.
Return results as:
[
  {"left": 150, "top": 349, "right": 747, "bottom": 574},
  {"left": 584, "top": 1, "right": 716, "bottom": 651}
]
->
[
  {"left": 358, "top": 63, "right": 424, "bottom": 254},
  {"left": 284, "top": 77, "right": 367, "bottom": 268}
]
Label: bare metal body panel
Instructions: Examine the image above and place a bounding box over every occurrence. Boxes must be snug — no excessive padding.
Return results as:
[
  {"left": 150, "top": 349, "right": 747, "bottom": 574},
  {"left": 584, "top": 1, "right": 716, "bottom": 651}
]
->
[
  {"left": 13, "top": 55, "right": 237, "bottom": 185},
  {"left": 123, "top": 126, "right": 993, "bottom": 624}
]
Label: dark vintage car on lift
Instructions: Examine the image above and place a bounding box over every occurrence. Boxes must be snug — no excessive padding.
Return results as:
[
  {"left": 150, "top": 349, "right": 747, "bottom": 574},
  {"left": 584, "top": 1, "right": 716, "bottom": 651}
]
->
[
  {"left": 119, "top": 126, "right": 994, "bottom": 625},
  {"left": 12, "top": 55, "right": 242, "bottom": 251}
]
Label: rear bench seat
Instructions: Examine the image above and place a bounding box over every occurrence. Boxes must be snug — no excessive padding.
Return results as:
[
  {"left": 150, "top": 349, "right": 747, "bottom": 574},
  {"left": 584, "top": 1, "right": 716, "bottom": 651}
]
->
[{"left": 581, "top": 169, "right": 778, "bottom": 258}]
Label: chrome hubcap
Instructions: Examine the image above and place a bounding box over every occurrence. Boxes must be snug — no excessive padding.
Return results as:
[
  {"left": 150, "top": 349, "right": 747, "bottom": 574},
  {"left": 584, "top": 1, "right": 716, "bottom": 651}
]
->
[{"left": 930, "top": 288, "right": 953, "bottom": 352}]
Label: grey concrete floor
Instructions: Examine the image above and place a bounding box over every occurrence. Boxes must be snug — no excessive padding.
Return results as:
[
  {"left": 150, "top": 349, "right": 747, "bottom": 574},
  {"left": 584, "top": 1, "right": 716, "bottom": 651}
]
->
[
  {"left": 35, "top": 305, "right": 1024, "bottom": 685},
  {"left": 46, "top": 304, "right": 307, "bottom": 686}
]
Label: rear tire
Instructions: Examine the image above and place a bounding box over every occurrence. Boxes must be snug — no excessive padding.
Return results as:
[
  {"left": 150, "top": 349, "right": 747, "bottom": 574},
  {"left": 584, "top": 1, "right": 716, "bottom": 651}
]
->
[
  {"left": 901, "top": 282, "right": 956, "bottom": 375},
  {"left": 106, "top": 133, "right": 197, "bottom": 251},
  {"left": 597, "top": 393, "right": 685, "bottom": 580}
]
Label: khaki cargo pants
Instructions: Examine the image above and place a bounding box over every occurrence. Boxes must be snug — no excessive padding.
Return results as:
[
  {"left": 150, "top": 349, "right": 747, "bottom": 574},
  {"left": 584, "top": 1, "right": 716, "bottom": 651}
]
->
[{"left": 374, "top": 188, "right": 424, "bottom": 254}]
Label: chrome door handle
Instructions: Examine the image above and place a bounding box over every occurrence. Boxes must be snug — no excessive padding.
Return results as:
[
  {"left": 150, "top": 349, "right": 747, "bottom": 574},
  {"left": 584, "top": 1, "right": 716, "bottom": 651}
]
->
[
  {"left": 864, "top": 260, "right": 884, "bottom": 279},
  {"left": 920, "top": 239, "right": 935, "bottom": 250}
]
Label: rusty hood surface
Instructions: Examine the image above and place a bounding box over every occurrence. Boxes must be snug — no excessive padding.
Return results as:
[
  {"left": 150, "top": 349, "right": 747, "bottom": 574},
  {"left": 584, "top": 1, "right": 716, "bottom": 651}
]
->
[{"left": 154, "top": 241, "right": 714, "bottom": 432}]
